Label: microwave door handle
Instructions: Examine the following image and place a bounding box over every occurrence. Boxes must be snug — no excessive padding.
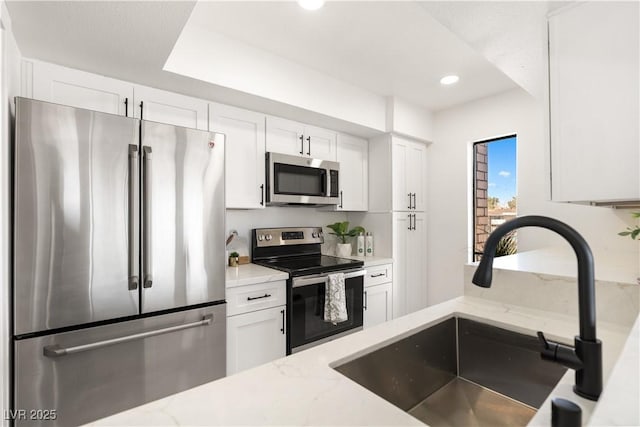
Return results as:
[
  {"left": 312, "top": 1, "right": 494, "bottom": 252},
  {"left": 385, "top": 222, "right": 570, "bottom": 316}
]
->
[{"left": 143, "top": 146, "right": 153, "bottom": 288}]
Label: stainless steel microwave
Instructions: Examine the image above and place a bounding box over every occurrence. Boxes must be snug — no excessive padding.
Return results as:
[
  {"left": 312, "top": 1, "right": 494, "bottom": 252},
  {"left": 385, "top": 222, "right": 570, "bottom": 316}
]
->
[{"left": 266, "top": 152, "right": 340, "bottom": 206}]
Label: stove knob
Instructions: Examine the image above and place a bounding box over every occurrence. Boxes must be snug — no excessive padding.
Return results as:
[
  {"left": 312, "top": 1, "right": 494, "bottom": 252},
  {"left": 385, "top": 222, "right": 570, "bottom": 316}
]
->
[
  {"left": 312, "top": 232, "right": 318, "bottom": 238},
  {"left": 258, "top": 235, "right": 264, "bottom": 241},
  {"left": 265, "top": 234, "right": 272, "bottom": 241}
]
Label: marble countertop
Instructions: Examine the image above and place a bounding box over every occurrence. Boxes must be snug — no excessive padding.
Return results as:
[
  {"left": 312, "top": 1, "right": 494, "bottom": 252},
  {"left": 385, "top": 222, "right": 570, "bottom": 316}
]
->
[
  {"left": 225, "top": 264, "right": 289, "bottom": 288},
  {"left": 88, "top": 297, "right": 638, "bottom": 426},
  {"left": 343, "top": 255, "right": 394, "bottom": 267},
  {"left": 468, "top": 247, "right": 639, "bottom": 285}
]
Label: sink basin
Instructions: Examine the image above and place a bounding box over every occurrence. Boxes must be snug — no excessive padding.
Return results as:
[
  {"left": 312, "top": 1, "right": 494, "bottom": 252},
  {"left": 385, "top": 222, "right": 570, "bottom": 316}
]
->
[{"left": 333, "top": 317, "right": 568, "bottom": 427}]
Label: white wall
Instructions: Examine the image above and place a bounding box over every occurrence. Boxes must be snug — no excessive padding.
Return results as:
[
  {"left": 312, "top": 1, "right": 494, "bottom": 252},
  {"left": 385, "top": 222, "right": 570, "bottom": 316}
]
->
[
  {"left": 428, "top": 87, "right": 639, "bottom": 306},
  {"left": 226, "top": 208, "right": 349, "bottom": 258},
  {"left": 0, "top": 2, "right": 21, "bottom": 424},
  {"left": 385, "top": 97, "right": 434, "bottom": 143}
]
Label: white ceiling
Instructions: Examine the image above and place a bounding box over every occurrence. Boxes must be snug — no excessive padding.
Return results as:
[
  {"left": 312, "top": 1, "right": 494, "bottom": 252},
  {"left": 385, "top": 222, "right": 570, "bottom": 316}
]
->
[{"left": 7, "top": 1, "right": 523, "bottom": 114}]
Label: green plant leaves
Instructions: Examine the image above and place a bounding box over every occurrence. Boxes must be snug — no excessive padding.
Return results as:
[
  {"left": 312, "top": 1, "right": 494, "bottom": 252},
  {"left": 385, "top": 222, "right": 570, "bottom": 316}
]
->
[{"left": 326, "top": 222, "right": 365, "bottom": 244}]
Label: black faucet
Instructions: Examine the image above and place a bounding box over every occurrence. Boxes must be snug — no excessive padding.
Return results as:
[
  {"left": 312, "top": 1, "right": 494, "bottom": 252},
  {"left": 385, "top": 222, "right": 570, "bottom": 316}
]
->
[{"left": 472, "top": 215, "right": 602, "bottom": 401}]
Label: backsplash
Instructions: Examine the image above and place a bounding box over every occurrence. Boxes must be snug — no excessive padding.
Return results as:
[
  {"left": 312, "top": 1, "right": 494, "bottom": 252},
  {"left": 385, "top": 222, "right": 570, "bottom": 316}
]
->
[{"left": 226, "top": 208, "right": 348, "bottom": 258}]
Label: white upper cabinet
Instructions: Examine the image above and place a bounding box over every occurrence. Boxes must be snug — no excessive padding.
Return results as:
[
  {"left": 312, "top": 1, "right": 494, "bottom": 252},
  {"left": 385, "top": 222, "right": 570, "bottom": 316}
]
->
[
  {"left": 133, "top": 86, "right": 208, "bottom": 131},
  {"left": 392, "top": 136, "right": 427, "bottom": 212},
  {"left": 336, "top": 134, "right": 368, "bottom": 211},
  {"left": 548, "top": 2, "right": 639, "bottom": 203},
  {"left": 266, "top": 116, "right": 337, "bottom": 161},
  {"left": 28, "top": 60, "right": 133, "bottom": 116},
  {"left": 210, "top": 103, "right": 266, "bottom": 209}
]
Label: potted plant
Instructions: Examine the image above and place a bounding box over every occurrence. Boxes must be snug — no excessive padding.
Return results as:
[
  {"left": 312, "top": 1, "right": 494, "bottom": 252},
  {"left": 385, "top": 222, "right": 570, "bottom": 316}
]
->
[
  {"left": 228, "top": 251, "right": 240, "bottom": 267},
  {"left": 618, "top": 212, "right": 640, "bottom": 240},
  {"left": 327, "top": 221, "right": 365, "bottom": 257}
]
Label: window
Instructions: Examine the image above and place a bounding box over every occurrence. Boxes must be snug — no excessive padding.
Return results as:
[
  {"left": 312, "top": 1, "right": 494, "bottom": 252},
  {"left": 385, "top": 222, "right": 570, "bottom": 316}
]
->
[{"left": 473, "top": 135, "right": 517, "bottom": 261}]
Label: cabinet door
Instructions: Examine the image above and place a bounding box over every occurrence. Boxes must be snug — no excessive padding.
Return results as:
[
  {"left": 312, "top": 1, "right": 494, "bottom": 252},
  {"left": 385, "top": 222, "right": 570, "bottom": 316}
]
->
[
  {"left": 210, "top": 103, "right": 266, "bottom": 209},
  {"left": 392, "top": 213, "right": 410, "bottom": 318},
  {"left": 363, "top": 282, "right": 392, "bottom": 329},
  {"left": 407, "top": 142, "right": 427, "bottom": 212},
  {"left": 405, "top": 213, "right": 427, "bottom": 313},
  {"left": 226, "top": 306, "right": 286, "bottom": 375},
  {"left": 30, "top": 60, "right": 133, "bottom": 116},
  {"left": 134, "top": 85, "right": 208, "bottom": 130},
  {"left": 265, "top": 116, "right": 305, "bottom": 157},
  {"left": 549, "top": 2, "right": 639, "bottom": 202},
  {"left": 336, "top": 134, "right": 368, "bottom": 211},
  {"left": 392, "top": 138, "right": 411, "bottom": 211},
  {"left": 305, "top": 125, "right": 337, "bottom": 161}
]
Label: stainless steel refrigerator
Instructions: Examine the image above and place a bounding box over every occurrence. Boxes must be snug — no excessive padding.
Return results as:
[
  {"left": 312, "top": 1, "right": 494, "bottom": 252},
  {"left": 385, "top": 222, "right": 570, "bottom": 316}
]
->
[{"left": 12, "top": 97, "right": 226, "bottom": 426}]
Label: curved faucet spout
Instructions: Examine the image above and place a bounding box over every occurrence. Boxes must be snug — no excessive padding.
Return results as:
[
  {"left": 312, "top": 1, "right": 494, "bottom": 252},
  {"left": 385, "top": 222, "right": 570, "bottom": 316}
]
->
[
  {"left": 472, "top": 215, "right": 602, "bottom": 400},
  {"left": 472, "top": 215, "right": 596, "bottom": 341}
]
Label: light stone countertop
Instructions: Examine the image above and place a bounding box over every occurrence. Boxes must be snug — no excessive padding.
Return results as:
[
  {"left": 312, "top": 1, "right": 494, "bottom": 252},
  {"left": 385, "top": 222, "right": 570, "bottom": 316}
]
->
[
  {"left": 343, "top": 255, "right": 394, "bottom": 267},
  {"left": 225, "top": 263, "right": 289, "bottom": 289},
  {"left": 87, "top": 296, "right": 638, "bottom": 426},
  {"left": 468, "top": 247, "right": 639, "bottom": 285}
]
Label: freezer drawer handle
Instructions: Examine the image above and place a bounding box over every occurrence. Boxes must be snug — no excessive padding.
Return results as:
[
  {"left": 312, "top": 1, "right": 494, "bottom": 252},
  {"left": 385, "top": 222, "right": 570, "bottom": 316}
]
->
[{"left": 43, "top": 314, "right": 213, "bottom": 358}]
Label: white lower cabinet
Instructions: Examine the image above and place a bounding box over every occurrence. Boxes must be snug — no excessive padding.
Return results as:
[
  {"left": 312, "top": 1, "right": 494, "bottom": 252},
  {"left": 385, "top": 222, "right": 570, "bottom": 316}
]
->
[
  {"left": 363, "top": 282, "right": 392, "bottom": 329},
  {"left": 226, "top": 305, "right": 286, "bottom": 376},
  {"left": 393, "top": 212, "right": 427, "bottom": 318},
  {"left": 363, "top": 263, "right": 393, "bottom": 329},
  {"left": 226, "top": 280, "right": 287, "bottom": 375}
]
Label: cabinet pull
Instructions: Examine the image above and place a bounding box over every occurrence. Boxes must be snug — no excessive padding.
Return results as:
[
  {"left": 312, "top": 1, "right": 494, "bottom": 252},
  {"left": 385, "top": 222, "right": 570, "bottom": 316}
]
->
[
  {"left": 306, "top": 136, "right": 311, "bottom": 156},
  {"left": 139, "top": 101, "right": 144, "bottom": 120},
  {"left": 407, "top": 214, "right": 412, "bottom": 230},
  {"left": 299, "top": 135, "right": 304, "bottom": 155},
  {"left": 124, "top": 97, "right": 129, "bottom": 117},
  {"left": 260, "top": 184, "right": 264, "bottom": 206},
  {"left": 339, "top": 190, "right": 343, "bottom": 208},
  {"left": 408, "top": 193, "right": 412, "bottom": 209},
  {"left": 370, "top": 273, "right": 386, "bottom": 278},
  {"left": 280, "top": 309, "right": 285, "bottom": 334},
  {"left": 247, "top": 293, "right": 271, "bottom": 301},
  {"left": 412, "top": 193, "right": 416, "bottom": 210},
  {"left": 412, "top": 214, "right": 416, "bottom": 230},
  {"left": 364, "top": 291, "right": 368, "bottom": 310}
]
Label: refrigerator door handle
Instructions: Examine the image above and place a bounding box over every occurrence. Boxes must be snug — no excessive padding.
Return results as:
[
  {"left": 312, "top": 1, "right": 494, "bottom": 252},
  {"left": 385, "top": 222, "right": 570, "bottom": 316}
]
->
[
  {"left": 43, "top": 314, "right": 214, "bottom": 358},
  {"left": 143, "top": 146, "right": 153, "bottom": 288},
  {"left": 128, "top": 145, "right": 139, "bottom": 290}
]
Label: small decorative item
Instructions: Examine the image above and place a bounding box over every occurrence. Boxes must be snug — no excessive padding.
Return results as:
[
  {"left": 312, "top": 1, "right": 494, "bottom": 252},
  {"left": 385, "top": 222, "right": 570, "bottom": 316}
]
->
[
  {"left": 618, "top": 212, "right": 640, "bottom": 240},
  {"left": 228, "top": 251, "right": 240, "bottom": 267},
  {"left": 327, "top": 221, "right": 365, "bottom": 258}
]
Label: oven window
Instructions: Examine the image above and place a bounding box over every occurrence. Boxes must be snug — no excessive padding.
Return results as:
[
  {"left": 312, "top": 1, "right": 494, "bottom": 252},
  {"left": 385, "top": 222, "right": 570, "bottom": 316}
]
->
[
  {"left": 290, "top": 277, "right": 363, "bottom": 350},
  {"left": 274, "top": 163, "right": 326, "bottom": 196}
]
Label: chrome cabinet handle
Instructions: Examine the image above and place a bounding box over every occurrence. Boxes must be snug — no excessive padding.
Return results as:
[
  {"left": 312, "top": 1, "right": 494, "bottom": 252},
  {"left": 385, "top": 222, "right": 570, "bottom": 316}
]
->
[
  {"left": 128, "top": 144, "right": 139, "bottom": 290},
  {"left": 143, "top": 146, "right": 153, "bottom": 288},
  {"left": 247, "top": 293, "right": 271, "bottom": 301},
  {"left": 306, "top": 136, "right": 311, "bottom": 156},
  {"left": 299, "top": 135, "right": 304, "bottom": 155},
  {"left": 43, "top": 315, "right": 213, "bottom": 358}
]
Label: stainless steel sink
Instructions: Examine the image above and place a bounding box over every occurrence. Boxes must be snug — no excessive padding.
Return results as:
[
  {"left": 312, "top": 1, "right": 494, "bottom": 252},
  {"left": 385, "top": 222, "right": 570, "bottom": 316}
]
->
[{"left": 333, "top": 317, "right": 568, "bottom": 427}]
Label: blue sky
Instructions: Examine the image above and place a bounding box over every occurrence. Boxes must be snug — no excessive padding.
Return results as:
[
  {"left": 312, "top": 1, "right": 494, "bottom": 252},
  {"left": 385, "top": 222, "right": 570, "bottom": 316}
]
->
[{"left": 487, "top": 136, "right": 517, "bottom": 206}]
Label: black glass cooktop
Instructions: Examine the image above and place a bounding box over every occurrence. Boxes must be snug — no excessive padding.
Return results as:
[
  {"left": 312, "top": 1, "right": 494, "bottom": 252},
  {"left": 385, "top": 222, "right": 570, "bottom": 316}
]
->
[{"left": 254, "top": 255, "right": 364, "bottom": 277}]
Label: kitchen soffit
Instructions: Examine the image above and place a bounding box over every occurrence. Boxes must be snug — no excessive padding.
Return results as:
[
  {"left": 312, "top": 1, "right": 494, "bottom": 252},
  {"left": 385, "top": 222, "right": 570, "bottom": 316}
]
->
[{"left": 7, "top": 1, "right": 517, "bottom": 112}]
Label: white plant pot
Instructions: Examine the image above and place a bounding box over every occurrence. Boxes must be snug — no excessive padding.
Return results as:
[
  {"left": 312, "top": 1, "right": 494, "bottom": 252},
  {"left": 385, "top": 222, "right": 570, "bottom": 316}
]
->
[{"left": 336, "top": 243, "right": 352, "bottom": 258}]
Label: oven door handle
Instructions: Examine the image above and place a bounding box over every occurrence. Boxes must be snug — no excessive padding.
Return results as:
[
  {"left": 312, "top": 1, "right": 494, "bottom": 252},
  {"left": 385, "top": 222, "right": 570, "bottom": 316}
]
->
[{"left": 292, "top": 269, "right": 366, "bottom": 288}]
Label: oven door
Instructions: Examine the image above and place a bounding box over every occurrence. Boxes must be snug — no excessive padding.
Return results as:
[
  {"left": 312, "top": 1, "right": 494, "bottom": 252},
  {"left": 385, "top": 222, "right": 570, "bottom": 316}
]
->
[
  {"left": 266, "top": 152, "right": 339, "bottom": 205},
  {"left": 288, "top": 269, "right": 364, "bottom": 354}
]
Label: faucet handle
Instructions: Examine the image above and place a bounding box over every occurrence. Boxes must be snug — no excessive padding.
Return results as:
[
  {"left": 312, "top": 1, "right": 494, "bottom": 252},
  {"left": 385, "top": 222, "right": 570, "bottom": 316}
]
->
[
  {"left": 537, "top": 331, "right": 583, "bottom": 370},
  {"left": 537, "top": 331, "right": 550, "bottom": 350}
]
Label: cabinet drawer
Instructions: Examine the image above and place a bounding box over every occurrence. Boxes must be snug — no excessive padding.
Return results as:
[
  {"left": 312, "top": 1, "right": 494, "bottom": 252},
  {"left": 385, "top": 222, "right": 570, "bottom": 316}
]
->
[
  {"left": 365, "top": 264, "right": 393, "bottom": 287},
  {"left": 227, "top": 280, "right": 286, "bottom": 316}
]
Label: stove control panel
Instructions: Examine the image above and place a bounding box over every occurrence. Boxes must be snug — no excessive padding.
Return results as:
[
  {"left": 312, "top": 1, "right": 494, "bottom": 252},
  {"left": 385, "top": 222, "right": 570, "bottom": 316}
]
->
[{"left": 253, "top": 227, "right": 324, "bottom": 247}]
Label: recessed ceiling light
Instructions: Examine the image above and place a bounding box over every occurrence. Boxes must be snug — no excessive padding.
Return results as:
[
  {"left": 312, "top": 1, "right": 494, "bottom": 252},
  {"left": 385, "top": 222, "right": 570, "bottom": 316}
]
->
[
  {"left": 440, "top": 75, "right": 460, "bottom": 85},
  {"left": 298, "top": 0, "right": 325, "bottom": 11}
]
